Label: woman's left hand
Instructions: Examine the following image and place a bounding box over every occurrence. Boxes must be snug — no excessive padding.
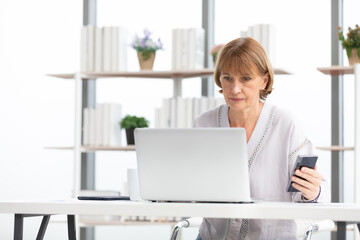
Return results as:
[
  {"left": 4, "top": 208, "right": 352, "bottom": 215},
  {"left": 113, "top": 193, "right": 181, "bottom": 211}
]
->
[{"left": 291, "top": 165, "right": 322, "bottom": 200}]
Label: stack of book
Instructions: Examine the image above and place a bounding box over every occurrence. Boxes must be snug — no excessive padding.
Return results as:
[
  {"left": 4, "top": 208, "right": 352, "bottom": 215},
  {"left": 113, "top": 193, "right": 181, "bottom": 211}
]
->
[
  {"left": 240, "top": 24, "right": 276, "bottom": 66},
  {"left": 154, "top": 97, "right": 225, "bottom": 128},
  {"left": 171, "top": 28, "right": 205, "bottom": 70},
  {"left": 81, "top": 25, "right": 128, "bottom": 72},
  {"left": 83, "top": 103, "right": 122, "bottom": 146}
]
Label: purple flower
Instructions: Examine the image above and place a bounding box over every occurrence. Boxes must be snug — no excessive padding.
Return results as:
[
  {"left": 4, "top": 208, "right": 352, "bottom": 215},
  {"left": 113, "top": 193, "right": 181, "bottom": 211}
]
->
[
  {"left": 144, "top": 29, "right": 151, "bottom": 40},
  {"left": 131, "top": 29, "right": 163, "bottom": 52},
  {"left": 156, "top": 38, "right": 163, "bottom": 49}
]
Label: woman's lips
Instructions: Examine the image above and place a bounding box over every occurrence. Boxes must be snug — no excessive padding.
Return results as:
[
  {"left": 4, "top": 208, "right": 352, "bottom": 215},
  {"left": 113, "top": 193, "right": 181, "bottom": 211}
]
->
[{"left": 229, "top": 97, "right": 245, "bottom": 102}]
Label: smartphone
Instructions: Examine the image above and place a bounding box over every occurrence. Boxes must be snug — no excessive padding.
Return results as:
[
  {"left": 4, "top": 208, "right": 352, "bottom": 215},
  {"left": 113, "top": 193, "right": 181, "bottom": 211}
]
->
[
  {"left": 77, "top": 196, "right": 130, "bottom": 201},
  {"left": 286, "top": 155, "right": 318, "bottom": 192}
]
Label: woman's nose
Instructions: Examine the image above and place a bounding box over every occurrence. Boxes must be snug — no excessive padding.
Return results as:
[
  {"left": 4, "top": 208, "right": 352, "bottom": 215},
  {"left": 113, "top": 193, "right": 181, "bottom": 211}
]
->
[{"left": 231, "top": 80, "right": 242, "bottom": 93}]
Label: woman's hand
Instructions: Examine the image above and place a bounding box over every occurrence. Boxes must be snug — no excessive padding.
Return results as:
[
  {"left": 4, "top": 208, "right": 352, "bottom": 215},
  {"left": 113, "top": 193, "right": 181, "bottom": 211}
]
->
[{"left": 291, "top": 165, "right": 322, "bottom": 200}]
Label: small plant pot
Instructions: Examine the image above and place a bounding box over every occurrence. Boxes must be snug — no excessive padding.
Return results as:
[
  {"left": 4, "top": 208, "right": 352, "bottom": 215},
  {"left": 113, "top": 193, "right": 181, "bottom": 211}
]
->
[
  {"left": 137, "top": 52, "right": 156, "bottom": 70},
  {"left": 125, "top": 127, "right": 136, "bottom": 145},
  {"left": 348, "top": 48, "right": 360, "bottom": 66}
]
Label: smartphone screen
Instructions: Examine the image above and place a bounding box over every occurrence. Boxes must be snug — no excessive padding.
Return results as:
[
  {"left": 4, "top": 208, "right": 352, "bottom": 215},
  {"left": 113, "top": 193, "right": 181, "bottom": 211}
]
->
[{"left": 286, "top": 155, "right": 318, "bottom": 192}]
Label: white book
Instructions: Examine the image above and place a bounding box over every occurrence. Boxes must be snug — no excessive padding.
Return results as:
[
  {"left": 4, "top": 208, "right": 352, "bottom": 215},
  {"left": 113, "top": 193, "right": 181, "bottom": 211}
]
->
[
  {"left": 95, "top": 103, "right": 104, "bottom": 146},
  {"left": 247, "top": 25, "right": 254, "bottom": 38},
  {"left": 171, "top": 29, "right": 178, "bottom": 70},
  {"left": 253, "top": 24, "right": 262, "bottom": 43},
  {"left": 89, "top": 108, "right": 96, "bottom": 146},
  {"left": 176, "top": 97, "right": 186, "bottom": 128},
  {"left": 111, "top": 26, "right": 119, "bottom": 72},
  {"left": 195, "top": 28, "right": 205, "bottom": 69},
  {"left": 261, "top": 24, "right": 269, "bottom": 57},
  {"left": 193, "top": 98, "right": 201, "bottom": 120},
  {"left": 174, "top": 29, "right": 182, "bottom": 70},
  {"left": 199, "top": 97, "right": 208, "bottom": 115},
  {"left": 161, "top": 98, "right": 170, "bottom": 128},
  {"left": 188, "top": 28, "right": 196, "bottom": 70},
  {"left": 180, "top": 28, "right": 189, "bottom": 69},
  {"left": 240, "top": 30, "right": 248, "bottom": 38},
  {"left": 103, "top": 26, "right": 112, "bottom": 72},
  {"left": 118, "top": 26, "right": 128, "bottom": 71},
  {"left": 154, "top": 108, "right": 161, "bottom": 128},
  {"left": 170, "top": 98, "right": 177, "bottom": 128},
  {"left": 102, "top": 103, "right": 110, "bottom": 146},
  {"left": 80, "top": 26, "right": 88, "bottom": 72},
  {"left": 268, "top": 24, "right": 276, "bottom": 66},
  {"left": 94, "top": 27, "right": 103, "bottom": 72},
  {"left": 83, "top": 108, "right": 90, "bottom": 145},
  {"left": 86, "top": 25, "right": 95, "bottom": 72},
  {"left": 185, "top": 98, "right": 194, "bottom": 128},
  {"left": 109, "top": 103, "right": 122, "bottom": 146}
]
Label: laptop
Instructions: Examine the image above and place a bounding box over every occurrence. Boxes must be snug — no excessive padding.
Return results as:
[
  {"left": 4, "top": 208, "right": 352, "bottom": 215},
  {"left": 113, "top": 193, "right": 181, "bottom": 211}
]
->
[{"left": 134, "top": 128, "right": 252, "bottom": 203}]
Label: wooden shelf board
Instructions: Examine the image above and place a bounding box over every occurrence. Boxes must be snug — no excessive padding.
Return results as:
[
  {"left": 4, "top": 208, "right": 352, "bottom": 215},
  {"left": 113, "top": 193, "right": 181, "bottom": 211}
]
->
[
  {"left": 81, "top": 145, "right": 135, "bottom": 152},
  {"left": 78, "top": 219, "right": 177, "bottom": 226},
  {"left": 273, "top": 68, "right": 291, "bottom": 75},
  {"left": 83, "top": 69, "right": 214, "bottom": 79},
  {"left": 317, "top": 66, "right": 354, "bottom": 75},
  {"left": 316, "top": 146, "right": 354, "bottom": 151},
  {"left": 47, "top": 68, "right": 290, "bottom": 80},
  {"left": 44, "top": 146, "right": 74, "bottom": 150},
  {"left": 44, "top": 145, "right": 136, "bottom": 152},
  {"left": 46, "top": 73, "right": 75, "bottom": 79}
]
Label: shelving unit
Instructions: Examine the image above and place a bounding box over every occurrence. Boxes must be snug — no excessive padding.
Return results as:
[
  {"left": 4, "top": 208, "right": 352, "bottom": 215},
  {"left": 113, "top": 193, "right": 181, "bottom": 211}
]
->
[{"left": 316, "top": 65, "right": 360, "bottom": 208}]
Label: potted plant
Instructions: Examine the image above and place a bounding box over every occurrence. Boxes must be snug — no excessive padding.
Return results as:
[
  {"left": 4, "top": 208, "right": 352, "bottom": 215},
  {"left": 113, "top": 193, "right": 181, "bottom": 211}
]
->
[
  {"left": 131, "top": 29, "right": 163, "bottom": 70},
  {"left": 338, "top": 25, "right": 360, "bottom": 66},
  {"left": 119, "top": 115, "right": 149, "bottom": 145},
  {"left": 210, "top": 44, "right": 224, "bottom": 65}
]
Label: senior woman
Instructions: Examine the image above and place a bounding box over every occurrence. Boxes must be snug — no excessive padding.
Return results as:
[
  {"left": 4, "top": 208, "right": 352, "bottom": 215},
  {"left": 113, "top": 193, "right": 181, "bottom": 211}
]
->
[{"left": 193, "top": 37, "right": 329, "bottom": 240}]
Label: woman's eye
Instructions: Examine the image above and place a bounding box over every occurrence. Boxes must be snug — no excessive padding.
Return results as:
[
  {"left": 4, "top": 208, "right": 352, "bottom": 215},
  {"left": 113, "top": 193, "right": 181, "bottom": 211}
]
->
[
  {"left": 223, "top": 76, "right": 231, "bottom": 81},
  {"left": 242, "top": 76, "right": 251, "bottom": 81}
]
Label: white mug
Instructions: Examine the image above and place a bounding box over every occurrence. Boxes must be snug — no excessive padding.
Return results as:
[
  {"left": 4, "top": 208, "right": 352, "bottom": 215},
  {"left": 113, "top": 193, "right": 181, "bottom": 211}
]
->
[{"left": 127, "top": 168, "right": 142, "bottom": 201}]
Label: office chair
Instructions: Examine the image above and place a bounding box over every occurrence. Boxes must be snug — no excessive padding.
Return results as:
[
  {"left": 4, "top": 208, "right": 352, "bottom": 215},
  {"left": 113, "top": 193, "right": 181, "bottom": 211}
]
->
[{"left": 170, "top": 218, "right": 335, "bottom": 240}]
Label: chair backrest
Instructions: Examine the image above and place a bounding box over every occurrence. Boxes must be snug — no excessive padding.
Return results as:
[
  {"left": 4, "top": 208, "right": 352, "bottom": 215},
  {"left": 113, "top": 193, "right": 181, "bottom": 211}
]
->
[{"left": 170, "top": 218, "right": 335, "bottom": 240}]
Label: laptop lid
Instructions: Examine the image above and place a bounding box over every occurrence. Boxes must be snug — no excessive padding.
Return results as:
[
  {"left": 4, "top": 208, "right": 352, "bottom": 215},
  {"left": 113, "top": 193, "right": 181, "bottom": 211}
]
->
[{"left": 134, "top": 128, "right": 251, "bottom": 203}]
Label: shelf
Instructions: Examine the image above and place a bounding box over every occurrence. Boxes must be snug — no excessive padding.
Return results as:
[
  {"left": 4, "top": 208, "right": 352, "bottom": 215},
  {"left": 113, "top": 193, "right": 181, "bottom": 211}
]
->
[
  {"left": 78, "top": 218, "right": 179, "bottom": 227},
  {"left": 316, "top": 146, "right": 354, "bottom": 151},
  {"left": 317, "top": 66, "right": 354, "bottom": 75},
  {"left": 45, "top": 145, "right": 136, "bottom": 152},
  {"left": 47, "top": 68, "right": 290, "bottom": 80},
  {"left": 81, "top": 145, "right": 135, "bottom": 152}
]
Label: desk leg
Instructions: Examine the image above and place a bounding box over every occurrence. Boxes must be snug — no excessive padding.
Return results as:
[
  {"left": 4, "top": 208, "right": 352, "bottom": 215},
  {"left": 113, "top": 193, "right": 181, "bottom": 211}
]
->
[
  {"left": 337, "top": 222, "right": 346, "bottom": 239},
  {"left": 36, "top": 215, "right": 50, "bottom": 240},
  {"left": 14, "top": 214, "right": 24, "bottom": 240},
  {"left": 67, "top": 215, "right": 76, "bottom": 240}
]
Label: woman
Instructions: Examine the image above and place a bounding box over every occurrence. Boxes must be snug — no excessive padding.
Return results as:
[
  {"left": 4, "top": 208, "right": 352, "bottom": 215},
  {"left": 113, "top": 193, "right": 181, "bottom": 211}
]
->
[{"left": 193, "top": 37, "right": 329, "bottom": 240}]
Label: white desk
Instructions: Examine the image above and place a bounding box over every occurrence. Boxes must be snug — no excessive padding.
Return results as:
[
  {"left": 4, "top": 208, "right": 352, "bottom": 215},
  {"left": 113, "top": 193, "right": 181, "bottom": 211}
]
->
[{"left": 1, "top": 199, "right": 359, "bottom": 239}]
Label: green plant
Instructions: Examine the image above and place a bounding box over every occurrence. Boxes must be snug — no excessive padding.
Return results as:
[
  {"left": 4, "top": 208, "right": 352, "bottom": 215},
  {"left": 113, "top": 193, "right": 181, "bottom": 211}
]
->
[
  {"left": 131, "top": 29, "right": 163, "bottom": 60},
  {"left": 119, "top": 115, "right": 149, "bottom": 129},
  {"left": 338, "top": 25, "right": 360, "bottom": 58}
]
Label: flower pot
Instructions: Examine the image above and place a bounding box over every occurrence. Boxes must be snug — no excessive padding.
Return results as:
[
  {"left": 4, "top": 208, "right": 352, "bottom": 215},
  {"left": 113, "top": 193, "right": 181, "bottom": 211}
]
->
[
  {"left": 348, "top": 48, "right": 360, "bottom": 66},
  {"left": 137, "top": 52, "right": 156, "bottom": 70},
  {"left": 125, "top": 127, "right": 136, "bottom": 145}
]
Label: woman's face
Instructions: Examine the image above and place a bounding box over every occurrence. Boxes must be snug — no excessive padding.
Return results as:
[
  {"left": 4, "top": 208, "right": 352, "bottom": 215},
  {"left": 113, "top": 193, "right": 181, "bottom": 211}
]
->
[{"left": 220, "top": 67, "right": 268, "bottom": 112}]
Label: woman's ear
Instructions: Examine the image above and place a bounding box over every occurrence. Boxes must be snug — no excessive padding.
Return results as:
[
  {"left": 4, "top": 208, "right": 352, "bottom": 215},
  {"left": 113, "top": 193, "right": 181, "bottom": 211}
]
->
[{"left": 262, "top": 73, "right": 269, "bottom": 89}]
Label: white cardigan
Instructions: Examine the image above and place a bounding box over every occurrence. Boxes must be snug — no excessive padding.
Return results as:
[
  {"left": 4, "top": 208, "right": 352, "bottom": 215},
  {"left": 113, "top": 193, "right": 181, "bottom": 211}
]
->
[{"left": 194, "top": 102, "right": 329, "bottom": 240}]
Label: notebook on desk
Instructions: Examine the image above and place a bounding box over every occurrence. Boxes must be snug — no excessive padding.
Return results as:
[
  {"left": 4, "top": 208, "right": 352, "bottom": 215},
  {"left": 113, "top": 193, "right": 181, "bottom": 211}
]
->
[{"left": 134, "top": 128, "right": 252, "bottom": 203}]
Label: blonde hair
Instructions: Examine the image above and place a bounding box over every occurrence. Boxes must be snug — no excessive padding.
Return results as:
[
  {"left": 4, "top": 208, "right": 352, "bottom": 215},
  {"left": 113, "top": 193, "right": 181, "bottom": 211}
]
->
[{"left": 214, "top": 37, "right": 274, "bottom": 100}]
